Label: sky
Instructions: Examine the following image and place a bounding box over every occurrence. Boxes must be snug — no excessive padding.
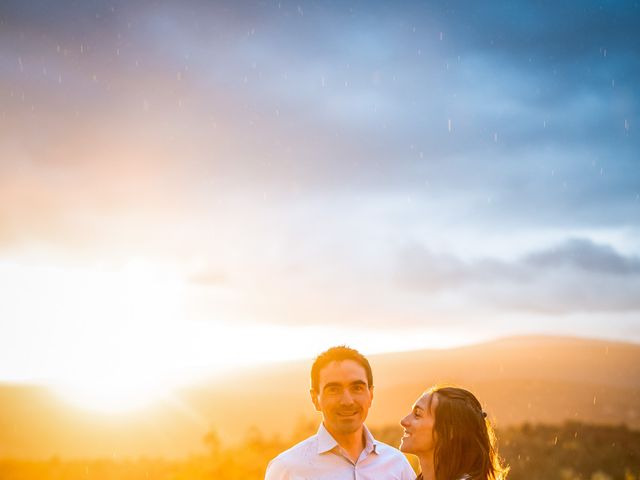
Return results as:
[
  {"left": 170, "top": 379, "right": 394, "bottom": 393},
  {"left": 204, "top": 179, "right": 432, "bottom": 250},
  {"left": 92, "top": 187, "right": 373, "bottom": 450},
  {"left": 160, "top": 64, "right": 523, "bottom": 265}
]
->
[{"left": 0, "top": 0, "right": 639, "bottom": 395}]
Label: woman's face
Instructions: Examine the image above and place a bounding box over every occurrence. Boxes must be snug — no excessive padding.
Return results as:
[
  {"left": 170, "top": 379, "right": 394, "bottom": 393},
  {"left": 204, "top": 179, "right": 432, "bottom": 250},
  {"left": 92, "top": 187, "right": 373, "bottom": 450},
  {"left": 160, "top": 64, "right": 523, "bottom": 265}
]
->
[{"left": 400, "top": 391, "right": 438, "bottom": 456}]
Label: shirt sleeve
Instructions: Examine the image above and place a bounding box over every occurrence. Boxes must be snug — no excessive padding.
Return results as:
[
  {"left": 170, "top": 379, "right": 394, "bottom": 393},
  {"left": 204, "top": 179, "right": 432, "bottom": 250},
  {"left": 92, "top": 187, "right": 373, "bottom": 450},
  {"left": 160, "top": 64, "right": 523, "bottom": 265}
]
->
[
  {"left": 400, "top": 456, "right": 418, "bottom": 480},
  {"left": 264, "top": 458, "right": 288, "bottom": 480}
]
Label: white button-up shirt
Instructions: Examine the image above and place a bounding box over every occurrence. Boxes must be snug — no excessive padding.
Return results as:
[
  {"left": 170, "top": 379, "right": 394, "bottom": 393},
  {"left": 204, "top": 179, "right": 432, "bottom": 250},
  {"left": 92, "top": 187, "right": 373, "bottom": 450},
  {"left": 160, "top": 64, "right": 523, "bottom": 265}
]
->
[{"left": 265, "top": 423, "right": 416, "bottom": 480}]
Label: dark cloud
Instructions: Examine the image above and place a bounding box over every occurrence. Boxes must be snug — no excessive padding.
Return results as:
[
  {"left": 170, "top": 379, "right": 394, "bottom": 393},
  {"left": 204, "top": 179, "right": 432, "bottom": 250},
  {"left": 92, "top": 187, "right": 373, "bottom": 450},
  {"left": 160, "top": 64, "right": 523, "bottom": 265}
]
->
[
  {"left": 525, "top": 238, "right": 640, "bottom": 275},
  {"left": 1, "top": 0, "right": 638, "bottom": 235},
  {"left": 398, "top": 238, "right": 640, "bottom": 314}
]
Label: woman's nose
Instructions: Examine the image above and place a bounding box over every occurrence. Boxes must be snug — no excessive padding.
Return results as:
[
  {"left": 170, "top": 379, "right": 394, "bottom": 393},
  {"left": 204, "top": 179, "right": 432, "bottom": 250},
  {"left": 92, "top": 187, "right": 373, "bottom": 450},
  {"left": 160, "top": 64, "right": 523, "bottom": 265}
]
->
[{"left": 400, "top": 414, "right": 410, "bottom": 427}]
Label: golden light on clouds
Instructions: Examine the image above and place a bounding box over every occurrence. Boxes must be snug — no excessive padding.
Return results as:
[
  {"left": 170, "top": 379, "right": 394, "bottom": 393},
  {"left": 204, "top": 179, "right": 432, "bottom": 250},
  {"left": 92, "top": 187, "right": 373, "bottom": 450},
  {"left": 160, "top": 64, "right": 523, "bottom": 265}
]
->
[{"left": 0, "top": 254, "right": 484, "bottom": 412}]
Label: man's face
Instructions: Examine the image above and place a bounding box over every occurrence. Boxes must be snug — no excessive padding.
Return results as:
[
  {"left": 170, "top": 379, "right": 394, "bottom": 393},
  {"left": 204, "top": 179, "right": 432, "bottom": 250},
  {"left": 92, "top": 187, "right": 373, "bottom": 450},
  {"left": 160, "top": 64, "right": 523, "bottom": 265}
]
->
[{"left": 310, "top": 359, "right": 374, "bottom": 439}]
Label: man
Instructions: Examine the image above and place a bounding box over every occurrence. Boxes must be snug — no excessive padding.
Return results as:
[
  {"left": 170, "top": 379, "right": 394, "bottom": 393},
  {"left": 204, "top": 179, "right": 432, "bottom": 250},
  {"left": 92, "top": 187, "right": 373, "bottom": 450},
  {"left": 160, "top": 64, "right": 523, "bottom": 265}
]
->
[{"left": 265, "top": 346, "right": 416, "bottom": 480}]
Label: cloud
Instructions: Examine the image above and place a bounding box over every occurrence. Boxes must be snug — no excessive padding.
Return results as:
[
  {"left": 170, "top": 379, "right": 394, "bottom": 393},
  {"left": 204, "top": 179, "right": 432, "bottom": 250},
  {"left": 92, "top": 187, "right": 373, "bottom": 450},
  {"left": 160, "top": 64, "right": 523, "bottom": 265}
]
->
[
  {"left": 188, "top": 269, "right": 229, "bottom": 287},
  {"left": 397, "top": 237, "right": 640, "bottom": 314},
  {"left": 524, "top": 238, "right": 640, "bottom": 275},
  {"left": 1, "top": 0, "right": 638, "bottom": 328}
]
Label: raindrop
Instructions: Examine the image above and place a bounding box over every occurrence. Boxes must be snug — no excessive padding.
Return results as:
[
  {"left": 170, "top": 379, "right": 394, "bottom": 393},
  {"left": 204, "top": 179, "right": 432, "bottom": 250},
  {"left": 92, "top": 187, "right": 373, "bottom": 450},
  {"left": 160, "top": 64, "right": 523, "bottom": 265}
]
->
[
  {"left": 493, "top": 132, "right": 498, "bottom": 142},
  {"left": 448, "top": 119, "right": 452, "bottom": 132},
  {"left": 439, "top": 32, "right": 443, "bottom": 41}
]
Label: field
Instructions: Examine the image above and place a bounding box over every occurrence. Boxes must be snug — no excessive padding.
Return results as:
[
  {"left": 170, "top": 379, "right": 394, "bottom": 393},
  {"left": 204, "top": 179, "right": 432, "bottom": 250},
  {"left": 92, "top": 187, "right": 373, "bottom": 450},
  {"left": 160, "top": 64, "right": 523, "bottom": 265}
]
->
[{"left": 0, "top": 421, "right": 638, "bottom": 480}]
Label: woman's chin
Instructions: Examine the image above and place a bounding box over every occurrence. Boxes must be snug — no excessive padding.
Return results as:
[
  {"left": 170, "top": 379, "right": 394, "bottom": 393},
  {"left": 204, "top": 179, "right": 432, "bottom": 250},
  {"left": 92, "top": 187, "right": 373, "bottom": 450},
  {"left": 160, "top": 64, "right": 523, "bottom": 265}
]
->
[{"left": 399, "top": 438, "right": 411, "bottom": 453}]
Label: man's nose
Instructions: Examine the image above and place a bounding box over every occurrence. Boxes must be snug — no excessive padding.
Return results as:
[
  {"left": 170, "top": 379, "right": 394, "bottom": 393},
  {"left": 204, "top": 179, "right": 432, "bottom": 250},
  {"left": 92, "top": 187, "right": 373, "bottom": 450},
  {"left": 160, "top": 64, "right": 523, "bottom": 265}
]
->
[
  {"left": 400, "top": 414, "right": 410, "bottom": 427},
  {"left": 339, "top": 389, "right": 355, "bottom": 405}
]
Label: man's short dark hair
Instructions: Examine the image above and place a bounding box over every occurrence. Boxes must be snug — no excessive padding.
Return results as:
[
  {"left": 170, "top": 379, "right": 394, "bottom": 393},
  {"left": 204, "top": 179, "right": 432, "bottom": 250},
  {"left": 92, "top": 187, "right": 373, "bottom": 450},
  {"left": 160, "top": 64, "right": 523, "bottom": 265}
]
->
[{"left": 310, "top": 345, "right": 373, "bottom": 392}]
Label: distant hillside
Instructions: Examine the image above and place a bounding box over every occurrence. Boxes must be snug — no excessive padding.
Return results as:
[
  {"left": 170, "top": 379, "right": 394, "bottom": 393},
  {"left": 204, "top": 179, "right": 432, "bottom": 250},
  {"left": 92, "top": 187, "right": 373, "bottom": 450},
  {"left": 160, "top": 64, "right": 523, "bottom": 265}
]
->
[{"left": 1, "top": 335, "right": 638, "bottom": 459}]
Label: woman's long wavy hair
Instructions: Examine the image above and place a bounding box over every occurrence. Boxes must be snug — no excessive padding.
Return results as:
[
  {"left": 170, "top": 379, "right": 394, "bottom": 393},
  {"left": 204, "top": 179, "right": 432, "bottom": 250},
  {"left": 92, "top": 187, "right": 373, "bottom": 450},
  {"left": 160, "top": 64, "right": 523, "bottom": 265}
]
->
[{"left": 430, "top": 386, "right": 509, "bottom": 480}]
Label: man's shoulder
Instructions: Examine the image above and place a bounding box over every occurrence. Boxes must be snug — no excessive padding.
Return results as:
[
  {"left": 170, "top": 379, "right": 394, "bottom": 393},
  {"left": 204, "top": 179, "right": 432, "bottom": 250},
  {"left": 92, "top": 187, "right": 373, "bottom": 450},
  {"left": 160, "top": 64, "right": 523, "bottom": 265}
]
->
[
  {"left": 266, "top": 434, "right": 318, "bottom": 474},
  {"left": 371, "top": 439, "right": 414, "bottom": 476},
  {"left": 373, "top": 439, "right": 406, "bottom": 457}
]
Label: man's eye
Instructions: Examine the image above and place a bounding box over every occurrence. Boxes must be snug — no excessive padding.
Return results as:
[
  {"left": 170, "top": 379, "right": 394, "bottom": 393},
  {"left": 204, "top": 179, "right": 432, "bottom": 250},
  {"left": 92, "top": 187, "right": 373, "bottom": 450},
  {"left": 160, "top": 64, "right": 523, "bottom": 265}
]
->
[
  {"left": 326, "top": 386, "right": 341, "bottom": 394},
  {"left": 351, "top": 385, "right": 365, "bottom": 393}
]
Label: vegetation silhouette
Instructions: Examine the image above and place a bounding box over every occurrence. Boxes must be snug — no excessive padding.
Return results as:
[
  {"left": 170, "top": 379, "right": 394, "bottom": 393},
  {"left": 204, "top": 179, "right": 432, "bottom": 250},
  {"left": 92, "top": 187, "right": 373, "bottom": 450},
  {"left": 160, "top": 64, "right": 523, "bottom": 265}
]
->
[{"left": 0, "top": 421, "right": 638, "bottom": 479}]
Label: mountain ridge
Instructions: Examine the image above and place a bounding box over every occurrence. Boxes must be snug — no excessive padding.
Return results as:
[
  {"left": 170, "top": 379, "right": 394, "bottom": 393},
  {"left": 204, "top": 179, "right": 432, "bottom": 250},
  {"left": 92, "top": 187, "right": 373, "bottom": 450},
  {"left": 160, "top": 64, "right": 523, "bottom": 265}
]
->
[{"left": 1, "top": 335, "right": 638, "bottom": 459}]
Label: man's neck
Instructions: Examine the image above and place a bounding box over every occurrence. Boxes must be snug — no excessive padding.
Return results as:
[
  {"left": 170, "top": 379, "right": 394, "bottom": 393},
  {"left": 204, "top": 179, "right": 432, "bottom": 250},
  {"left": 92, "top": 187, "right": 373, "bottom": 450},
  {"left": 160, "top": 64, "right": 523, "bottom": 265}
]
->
[{"left": 325, "top": 424, "right": 366, "bottom": 463}]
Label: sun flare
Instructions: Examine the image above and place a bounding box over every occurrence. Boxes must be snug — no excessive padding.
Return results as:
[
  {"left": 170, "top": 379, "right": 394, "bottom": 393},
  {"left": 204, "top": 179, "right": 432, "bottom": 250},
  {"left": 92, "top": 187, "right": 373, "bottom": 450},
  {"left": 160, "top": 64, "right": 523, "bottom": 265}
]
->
[
  {"left": 51, "top": 375, "right": 169, "bottom": 414},
  {"left": 0, "top": 258, "right": 189, "bottom": 413}
]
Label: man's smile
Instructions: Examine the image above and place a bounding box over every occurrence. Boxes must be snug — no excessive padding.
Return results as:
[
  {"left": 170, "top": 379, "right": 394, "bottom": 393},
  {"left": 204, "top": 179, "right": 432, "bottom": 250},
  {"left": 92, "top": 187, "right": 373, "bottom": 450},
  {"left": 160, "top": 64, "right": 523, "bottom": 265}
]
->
[{"left": 337, "top": 410, "right": 359, "bottom": 417}]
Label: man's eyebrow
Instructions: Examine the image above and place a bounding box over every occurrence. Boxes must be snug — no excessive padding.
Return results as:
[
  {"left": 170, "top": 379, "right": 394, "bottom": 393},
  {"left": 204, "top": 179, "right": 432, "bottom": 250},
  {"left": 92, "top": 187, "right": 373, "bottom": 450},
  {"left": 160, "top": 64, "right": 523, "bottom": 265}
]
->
[
  {"left": 322, "top": 380, "right": 368, "bottom": 389},
  {"left": 322, "top": 382, "right": 342, "bottom": 389}
]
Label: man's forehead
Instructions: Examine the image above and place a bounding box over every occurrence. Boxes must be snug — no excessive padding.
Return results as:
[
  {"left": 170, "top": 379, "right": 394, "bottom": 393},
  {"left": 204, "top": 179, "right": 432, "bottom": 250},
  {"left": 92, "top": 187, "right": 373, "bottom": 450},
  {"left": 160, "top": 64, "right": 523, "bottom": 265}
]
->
[{"left": 318, "top": 359, "right": 369, "bottom": 385}]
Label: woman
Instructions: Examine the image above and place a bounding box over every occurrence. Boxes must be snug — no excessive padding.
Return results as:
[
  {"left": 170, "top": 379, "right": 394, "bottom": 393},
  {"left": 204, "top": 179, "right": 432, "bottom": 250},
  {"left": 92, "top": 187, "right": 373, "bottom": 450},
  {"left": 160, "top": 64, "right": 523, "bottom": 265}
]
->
[{"left": 400, "top": 385, "right": 508, "bottom": 480}]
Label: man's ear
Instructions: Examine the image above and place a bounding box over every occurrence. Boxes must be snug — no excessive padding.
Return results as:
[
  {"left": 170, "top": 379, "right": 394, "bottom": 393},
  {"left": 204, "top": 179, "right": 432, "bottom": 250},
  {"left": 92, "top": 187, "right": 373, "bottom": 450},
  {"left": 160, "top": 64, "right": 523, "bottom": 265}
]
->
[
  {"left": 310, "top": 388, "right": 321, "bottom": 411},
  {"left": 369, "top": 385, "right": 374, "bottom": 405}
]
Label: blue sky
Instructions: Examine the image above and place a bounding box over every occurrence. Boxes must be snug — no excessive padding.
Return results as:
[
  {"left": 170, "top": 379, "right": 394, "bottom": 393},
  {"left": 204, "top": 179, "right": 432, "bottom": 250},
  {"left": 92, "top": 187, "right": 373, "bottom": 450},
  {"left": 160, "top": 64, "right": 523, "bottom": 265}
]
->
[{"left": 0, "top": 0, "right": 639, "bottom": 383}]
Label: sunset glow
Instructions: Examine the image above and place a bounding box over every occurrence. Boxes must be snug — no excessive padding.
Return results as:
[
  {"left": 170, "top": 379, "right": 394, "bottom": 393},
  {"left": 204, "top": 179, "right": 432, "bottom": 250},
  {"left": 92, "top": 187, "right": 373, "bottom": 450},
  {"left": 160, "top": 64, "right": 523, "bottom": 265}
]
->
[{"left": 1, "top": 0, "right": 638, "bottom": 420}]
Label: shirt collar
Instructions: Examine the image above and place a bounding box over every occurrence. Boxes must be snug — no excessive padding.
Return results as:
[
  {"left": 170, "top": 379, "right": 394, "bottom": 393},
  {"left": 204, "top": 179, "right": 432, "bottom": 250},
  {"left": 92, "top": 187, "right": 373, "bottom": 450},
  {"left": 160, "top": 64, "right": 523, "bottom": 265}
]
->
[{"left": 316, "top": 423, "right": 379, "bottom": 455}]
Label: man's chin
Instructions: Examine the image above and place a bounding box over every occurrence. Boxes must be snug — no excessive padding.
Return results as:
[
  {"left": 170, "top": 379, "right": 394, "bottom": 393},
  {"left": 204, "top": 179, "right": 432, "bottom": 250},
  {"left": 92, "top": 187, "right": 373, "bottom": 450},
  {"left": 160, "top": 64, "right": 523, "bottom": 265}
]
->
[{"left": 327, "top": 417, "right": 363, "bottom": 435}]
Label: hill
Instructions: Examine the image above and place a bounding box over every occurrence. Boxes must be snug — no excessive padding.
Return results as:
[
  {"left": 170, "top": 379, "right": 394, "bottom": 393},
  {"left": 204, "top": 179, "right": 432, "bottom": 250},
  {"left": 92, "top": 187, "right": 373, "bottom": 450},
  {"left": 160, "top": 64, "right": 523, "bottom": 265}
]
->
[{"left": 1, "top": 335, "right": 638, "bottom": 459}]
